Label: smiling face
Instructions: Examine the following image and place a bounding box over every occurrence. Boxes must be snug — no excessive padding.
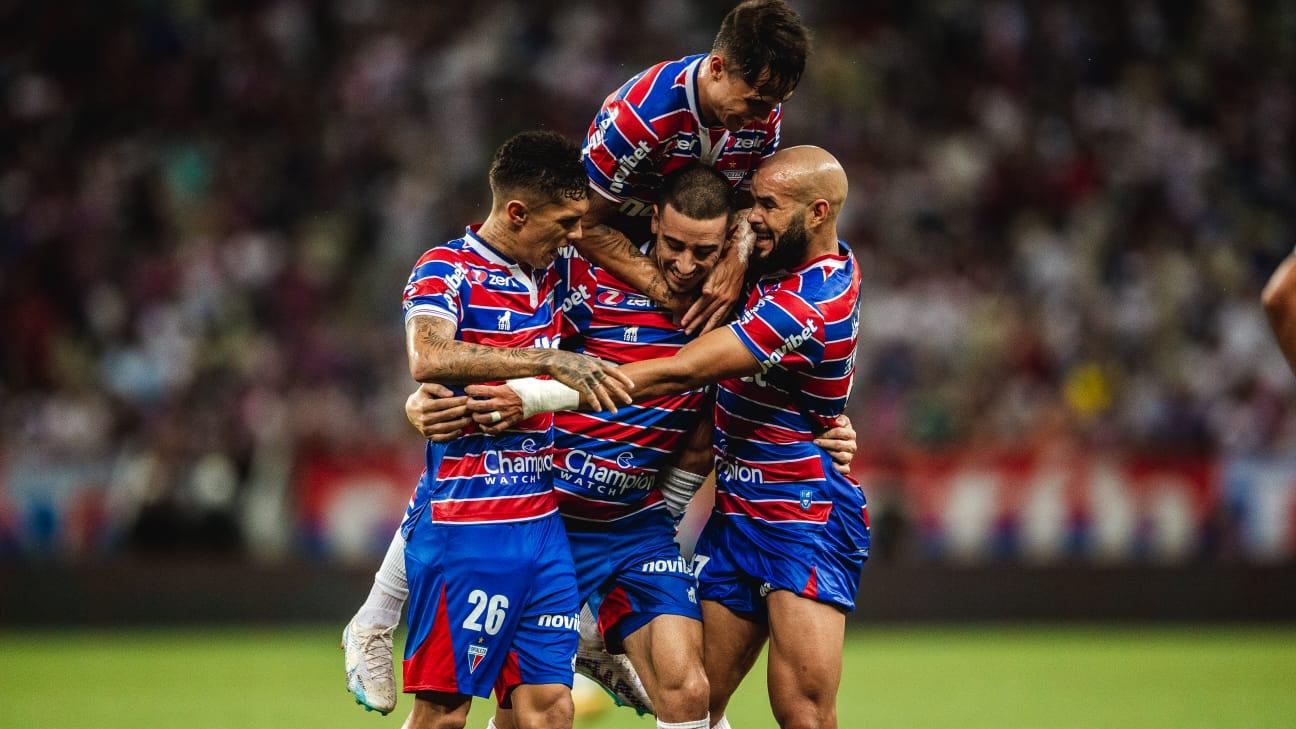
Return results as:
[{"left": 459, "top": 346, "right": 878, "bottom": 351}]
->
[
  {"left": 651, "top": 202, "right": 728, "bottom": 294},
  {"left": 746, "top": 164, "right": 811, "bottom": 275},
  {"left": 512, "top": 194, "right": 588, "bottom": 269}
]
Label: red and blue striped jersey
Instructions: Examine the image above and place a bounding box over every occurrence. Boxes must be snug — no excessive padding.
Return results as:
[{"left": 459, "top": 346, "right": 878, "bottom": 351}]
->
[
  {"left": 550, "top": 244, "right": 708, "bottom": 526},
  {"left": 400, "top": 226, "right": 563, "bottom": 526},
  {"left": 583, "top": 54, "right": 780, "bottom": 218},
  {"left": 713, "top": 242, "right": 862, "bottom": 530}
]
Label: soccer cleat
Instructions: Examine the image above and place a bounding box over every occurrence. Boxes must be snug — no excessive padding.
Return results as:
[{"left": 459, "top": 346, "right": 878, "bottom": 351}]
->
[
  {"left": 573, "top": 604, "right": 654, "bottom": 716},
  {"left": 342, "top": 617, "right": 397, "bottom": 716}
]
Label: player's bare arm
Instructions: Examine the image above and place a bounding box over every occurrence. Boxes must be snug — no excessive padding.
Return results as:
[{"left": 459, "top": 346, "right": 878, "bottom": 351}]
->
[
  {"left": 575, "top": 222, "right": 692, "bottom": 315},
  {"left": 1262, "top": 252, "right": 1296, "bottom": 377},
  {"left": 406, "top": 314, "right": 633, "bottom": 412},
  {"left": 465, "top": 326, "right": 759, "bottom": 429}
]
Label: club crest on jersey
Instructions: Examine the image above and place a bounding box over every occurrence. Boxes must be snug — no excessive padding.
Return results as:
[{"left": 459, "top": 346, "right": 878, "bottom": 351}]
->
[
  {"left": 623, "top": 326, "right": 638, "bottom": 342},
  {"left": 800, "top": 489, "right": 813, "bottom": 510},
  {"left": 497, "top": 310, "right": 512, "bottom": 331},
  {"left": 467, "top": 644, "right": 488, "bottom": 673}
]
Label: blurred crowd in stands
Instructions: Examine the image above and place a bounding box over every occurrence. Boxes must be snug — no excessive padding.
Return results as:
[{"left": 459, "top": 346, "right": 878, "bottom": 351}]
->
[{"left": 2, "top": 0, "right": 1294, "bottom": 559}]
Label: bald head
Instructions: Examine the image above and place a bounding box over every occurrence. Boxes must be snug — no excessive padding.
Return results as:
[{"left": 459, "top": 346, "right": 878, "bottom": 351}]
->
[{"left": 757, "top": 145, "right": 848, "bottom": 219}]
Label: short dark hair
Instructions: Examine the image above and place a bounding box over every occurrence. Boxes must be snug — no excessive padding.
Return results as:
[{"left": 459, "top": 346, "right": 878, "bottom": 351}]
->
[
  {"left": 712, "top": 0, "right": 809, "bottom": 101},
  {"left": 660, "top": 164, "right": 734, "bottom": 225},
  {"left": 488, "top": 131, "right": 588, "bottom": 204}
]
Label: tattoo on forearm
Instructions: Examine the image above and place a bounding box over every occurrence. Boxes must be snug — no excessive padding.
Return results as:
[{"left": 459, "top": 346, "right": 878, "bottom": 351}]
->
[
  {"left": 579, "top": 225, "right": 679, "bottom": 309},
  {"left": 409, "top": 317, "right": 611, "bottom": 392},
  {"left": 411, "top": 318, "right": 554, "bottom": 383}
]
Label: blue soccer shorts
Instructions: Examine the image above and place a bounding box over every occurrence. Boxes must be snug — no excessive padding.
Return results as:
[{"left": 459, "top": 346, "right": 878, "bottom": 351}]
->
[
  {"left": 565, "top": 509, "right": 702, "bottom": 653},
  {"left": 403, "top": 513, "right": 580, "bottom": 701},
  {"left": 694, "top": 474, "right": 870, "bottom": 618}
]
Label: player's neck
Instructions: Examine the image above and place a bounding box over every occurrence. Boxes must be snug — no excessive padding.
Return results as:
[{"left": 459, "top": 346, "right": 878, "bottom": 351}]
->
[
  {"left": 800, "top": 227, "right": 841, "bottom": 265},
  {"left": 476, "top": 215, "right": 528, "bottom": 268}
]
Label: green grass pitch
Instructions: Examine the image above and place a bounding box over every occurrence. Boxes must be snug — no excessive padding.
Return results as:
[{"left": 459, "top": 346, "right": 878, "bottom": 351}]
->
[{"left": 2, "top": 625, "right": 1293, "bottom": 729}]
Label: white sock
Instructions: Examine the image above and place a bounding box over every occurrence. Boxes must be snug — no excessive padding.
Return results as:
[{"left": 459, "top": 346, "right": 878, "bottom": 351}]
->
[
  {"left": 356, "top": 530, "right": 408, "bottom": 629},
  {"left": 712, "top": 716, "right": 732, "bottom": 729},
  {"left": 658, "top": 718, "right": 709, "bottom": 729},
  {"left": 486, "top": 720, "right": 498, "bottom": 729}
]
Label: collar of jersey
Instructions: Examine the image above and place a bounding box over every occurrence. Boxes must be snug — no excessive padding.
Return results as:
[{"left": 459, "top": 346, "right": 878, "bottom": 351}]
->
[
  {"left": 757, "top": 240, "right": 852, "bottom": 280},
  {"left": 464, "top": 225, "right": 541, "bottom": 302},
  {"left": 684, "top": 55, "right": 726, "bottom": 135}
]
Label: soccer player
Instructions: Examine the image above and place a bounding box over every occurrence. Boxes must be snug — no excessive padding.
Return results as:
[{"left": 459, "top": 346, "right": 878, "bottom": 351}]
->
[
  {"left": 470, "top": 146, "right": 865, "bottom": 729},
  {"left": 582, "top": 0, "right": 810, "bottom": 334},
  {"left": 361, "top": 130, "right": 634, "bottom": 729},
  {"left": 344, "top": 0, "right": 813, "bottom": 715},
  {"left": 408, "top": 165, "right": 858, "bottom": 729}
]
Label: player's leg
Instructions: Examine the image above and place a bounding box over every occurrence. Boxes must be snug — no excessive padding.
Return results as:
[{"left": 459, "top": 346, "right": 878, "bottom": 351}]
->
[
  {"left": 567, "top": 526, "right": 654, "bottom": 714},
  {"left": 621, "top": 614, "right": 709, "bottom": 726},
  {"left": 700, "top": 599, "right": 768, "bottom": 725},
  {"left": 501, "top": 515, "right": 580, "bottom": 729},
  {"left": 764, "top": 590, "right": 846, "bottom": 729},
  {"left": 601, "top": 518, "right": 708, "bottom": 725},
  {"left": 402, "top": 691, "right": 471, "bottom": 729},
  {"left": 509, "top": 684, "right": 574, "bottom": 729},
  {"left": 344, "top": 528, "right": 408, "bottom": 713}
]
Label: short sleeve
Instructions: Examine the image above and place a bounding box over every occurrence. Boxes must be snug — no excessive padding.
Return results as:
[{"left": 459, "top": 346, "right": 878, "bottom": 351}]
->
[
  {"left": 583, "top": 98, "right": 662, "bottom": 202},
  {"left": 727, "top": 286, "right": 825, "bottom": 373},
  {"left": 402, "top": 250, "right": 466, "bottom": 326}
]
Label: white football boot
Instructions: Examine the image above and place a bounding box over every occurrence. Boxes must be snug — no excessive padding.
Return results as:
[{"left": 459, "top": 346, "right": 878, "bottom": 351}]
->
[
  {"left": 573, "top": 604, "right": 654, "bottom": 716},
  {"left": 342, "top": 617, "right": 397, "bottom": 715}
]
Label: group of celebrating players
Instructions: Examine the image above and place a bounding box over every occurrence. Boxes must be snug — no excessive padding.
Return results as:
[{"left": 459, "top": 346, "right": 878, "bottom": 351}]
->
[{"left": 340, "top": 3, "right": 869, "bottom": 728}]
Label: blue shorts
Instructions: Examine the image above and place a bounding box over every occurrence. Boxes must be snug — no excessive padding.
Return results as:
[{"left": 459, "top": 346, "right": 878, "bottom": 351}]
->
[
  {"left": 564, "top": 509, "right": 702, "bottom": 653},
  {"left": 695, "top": 477, "right": 869, "bottom": 618},
  {"left": 403, "top": 513, "right": 580, "bottom": 701}
]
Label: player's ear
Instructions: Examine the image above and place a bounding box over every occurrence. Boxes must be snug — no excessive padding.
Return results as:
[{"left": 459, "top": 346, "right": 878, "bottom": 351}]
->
[
  {"left": 505, "top": 199, "right": 529, "bottom": 227},
  {"left": 651, "top": 204, "right": 661, "bottom": 236},
  {"left": 808, "top": 199, "right": 830, "bottom": 229},
  {"left": 708, "top": 54, "right": 726, "bottom": 80}
]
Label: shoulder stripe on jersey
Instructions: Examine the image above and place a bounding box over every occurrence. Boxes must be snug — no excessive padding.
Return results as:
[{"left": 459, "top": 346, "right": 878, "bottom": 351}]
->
[{"left": 625, "top": 61, "right": 669, "bottom": 106}]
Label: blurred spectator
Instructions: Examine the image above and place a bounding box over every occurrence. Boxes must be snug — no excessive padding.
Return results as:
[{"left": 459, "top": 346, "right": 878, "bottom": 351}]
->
[{"left": 1, "top": 0, "right": 1293, "bottom": 561}]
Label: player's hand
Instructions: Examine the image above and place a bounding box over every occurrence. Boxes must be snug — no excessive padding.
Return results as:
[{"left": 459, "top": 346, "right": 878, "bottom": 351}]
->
[
  {"left": 464, "top": 384, "right": 527, "bottom": 434},
  {"left": 544, "top": 350, "right": 635, "bottom": 413},
  {"left": 681, "top": 219, "right": 750, "bottom": 334},
  {"left": 405, "top": 382, "right": 471, "bottom": 442},
  {"left": 815, "top": 414, "right": 857, "bottom": 476}
]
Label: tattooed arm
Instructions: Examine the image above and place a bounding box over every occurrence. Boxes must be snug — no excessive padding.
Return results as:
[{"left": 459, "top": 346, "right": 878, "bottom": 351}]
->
[
  {"left": 406, "top": 315, "right": 633, "bottom": 411},
  {"left": 574, "top": 223, "right": 693, "bottom": 315}
]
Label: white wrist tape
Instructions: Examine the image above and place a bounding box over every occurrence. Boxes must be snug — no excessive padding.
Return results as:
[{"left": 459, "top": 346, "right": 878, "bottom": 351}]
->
[
  {"left": 659, "top": 467, "right": 706, "bottom": 518},
  {"left": 506, "top": 377, "right": 581, "bottom": 418}
]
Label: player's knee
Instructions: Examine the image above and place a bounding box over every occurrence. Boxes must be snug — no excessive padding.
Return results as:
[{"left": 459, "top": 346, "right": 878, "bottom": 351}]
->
[
  {"left": 771, "top": 691, "right": 835, "bottom": 729},
  {"left": 514, "top": 692, "right": 573, "bottom": 729},
  {"left": 656, "top": 665, "right": 709, "bottom": 717}
]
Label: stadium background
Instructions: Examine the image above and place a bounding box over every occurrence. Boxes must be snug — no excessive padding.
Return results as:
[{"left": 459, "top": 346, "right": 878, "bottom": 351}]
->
[{"left": 1, "top": 1, "right": 1294, "bottom": 727}]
